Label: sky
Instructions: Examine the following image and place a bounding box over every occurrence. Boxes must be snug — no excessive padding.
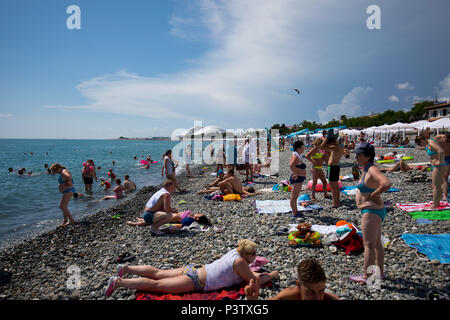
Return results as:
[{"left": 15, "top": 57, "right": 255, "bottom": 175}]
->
[{"left": 1, "top": 0, "right": 450, "bottom": 139}]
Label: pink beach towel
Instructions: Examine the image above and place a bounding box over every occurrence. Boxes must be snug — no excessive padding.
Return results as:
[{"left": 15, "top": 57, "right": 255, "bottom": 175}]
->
[{"left": 395, "top": 201, "right": 450, "bottom": 213}]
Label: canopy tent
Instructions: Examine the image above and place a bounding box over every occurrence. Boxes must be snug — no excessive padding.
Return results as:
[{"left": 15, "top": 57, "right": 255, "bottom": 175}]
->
[{"left": 421, "top": 117, "right": 450, "bottom": 129}]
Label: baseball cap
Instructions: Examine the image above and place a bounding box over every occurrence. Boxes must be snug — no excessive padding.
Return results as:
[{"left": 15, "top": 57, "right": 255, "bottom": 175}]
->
[{"left": 354, "top": 142, "right": 374, "bottom": 154}]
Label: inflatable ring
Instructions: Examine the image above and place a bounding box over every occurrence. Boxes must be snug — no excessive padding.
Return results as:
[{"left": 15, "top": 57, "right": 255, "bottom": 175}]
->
[
  {"left": 376, "top": 159, "right": 395, "bottom": 164},
  {"left": 307, "top": 180, "right": 342, "bottom": 192},
  {"left": 140, "top": 160, "right": 149, "bottom": 165},
  {"left": 288, "top": 231, "right": 321, "bottom": 246}
]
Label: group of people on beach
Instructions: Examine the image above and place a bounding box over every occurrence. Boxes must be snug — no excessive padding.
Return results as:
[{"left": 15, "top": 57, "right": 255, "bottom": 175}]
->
[
  {"left": 103, "top": 129, "right": 450, "bottom": 300},
  {"left": 16, "top": 130, "right": 447, "bottom": 300}
]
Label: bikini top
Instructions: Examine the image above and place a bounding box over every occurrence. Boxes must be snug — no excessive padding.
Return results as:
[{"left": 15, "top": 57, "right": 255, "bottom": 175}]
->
[
  {"left": 58, "top": 172, "right": 74, "bottom": 185},
  {"left": 356, "top": 163, "right": 376, "bottom": 193},
  {"left": 311, "top": 152, "right": 323, "bottom": 160},
  {"left": 425, "top": 138, "right": 438, "bottom": 156},
  {"left": 293, "top": 152, "right": 307, "bottom": 169}
]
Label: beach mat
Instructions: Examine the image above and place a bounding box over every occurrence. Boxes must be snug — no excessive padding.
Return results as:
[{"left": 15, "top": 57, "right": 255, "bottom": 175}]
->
[
  {"left": 401, "top": 234, "right": 450, "bottom": 264},
  {"left": 341, "top": 186, "right": 400, "bottom": 195},
  {"left": 255, "top": 200, "right": 323, "bottom": 214},
  {"left": 136, "top": 282, "right": 271, "bottom": 301},
  {"left": 395, "top": 201, "right": 450, "bottom": 212},
  {"left": 406, "top": 210, "right": 450, "bottom": 220}
]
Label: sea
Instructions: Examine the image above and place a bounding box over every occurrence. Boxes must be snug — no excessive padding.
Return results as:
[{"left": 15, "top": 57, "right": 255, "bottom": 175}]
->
[{"left": 0, "top": 139, "right": 185, "bottom": 250}]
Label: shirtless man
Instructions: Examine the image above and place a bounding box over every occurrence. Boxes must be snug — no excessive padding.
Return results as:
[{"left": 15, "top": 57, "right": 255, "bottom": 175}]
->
[
  {"left": 245, "top": 259, "right": 339, "bottom": 300},
  {"left": 320, "top": 137, "right": 344, "bottom": 208},
  {"left": 123, "top": 175, "right": 136, "bottom": 192},
  {"left": 218, "top": 169, "right": 257, "bottom": 196},
  {"left": 197, "top": 170, "right": 225, "bottom": 194},
  {"left": 126, "top": 179, "right": 178, "bottom": 236}
]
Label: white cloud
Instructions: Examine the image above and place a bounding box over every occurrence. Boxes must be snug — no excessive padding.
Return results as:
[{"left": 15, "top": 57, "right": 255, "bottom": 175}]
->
[
  {"left": 396, "top": 82, "right": 414, "bottom": 90},
  {"left": 317, "top": 87, "right": 372, "bottom": 124},
  {"left": 46, "top": 1, "right": 368, "bottom": 127},
  {"left": 388, "top": 95, "right": 399, "bottom": 103},
  {"left": 0, "top": 113, "right": 13, "bottom": 118},
  {"left": 437, "top": 74, "right": 450, "bottom": 102}
]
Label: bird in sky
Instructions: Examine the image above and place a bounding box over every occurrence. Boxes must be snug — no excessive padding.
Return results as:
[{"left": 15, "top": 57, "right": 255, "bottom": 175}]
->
[{"left": 291, "top": 88, "right": 301, "bottom": 95}]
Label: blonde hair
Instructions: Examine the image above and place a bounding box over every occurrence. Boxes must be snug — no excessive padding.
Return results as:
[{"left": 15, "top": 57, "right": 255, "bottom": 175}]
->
[
  {"left": 237, "top": 239, "right": 257, "bottom": 256},
  {"left": 50, "top": 163, "right": 65, "bottom": 173}
]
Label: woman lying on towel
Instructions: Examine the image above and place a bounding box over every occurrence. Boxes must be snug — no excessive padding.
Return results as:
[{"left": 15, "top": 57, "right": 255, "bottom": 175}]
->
[
  {"left": 379, "top": 160, "right": 430, "bottom": 173},
  {"left": 104, "top": 239, "right": 279, "bottom": 296},
  {"left": 126, "top": 210, "right": 212, "bottom": 230}
]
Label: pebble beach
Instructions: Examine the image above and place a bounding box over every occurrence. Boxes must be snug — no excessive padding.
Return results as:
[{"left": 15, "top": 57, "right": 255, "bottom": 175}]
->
[{"left": 0, "top": 147, "right": 449, "bottom": 300}]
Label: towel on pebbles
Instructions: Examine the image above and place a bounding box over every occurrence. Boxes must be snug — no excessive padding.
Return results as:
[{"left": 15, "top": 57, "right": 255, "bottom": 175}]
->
[
  {"left": 401, "top": 234, "right": 450, "bottom": 264},
  {"left": 255, "top": 200, "right": 323, "bottom": 214},
  {"left": 395, "top": 201, "right": 450, "bottom": 212}
]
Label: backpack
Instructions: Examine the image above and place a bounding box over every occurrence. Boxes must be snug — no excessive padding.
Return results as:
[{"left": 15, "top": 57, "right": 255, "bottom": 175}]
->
[{"left": 332, "top": 228, "right": 364, "bottom": 255}]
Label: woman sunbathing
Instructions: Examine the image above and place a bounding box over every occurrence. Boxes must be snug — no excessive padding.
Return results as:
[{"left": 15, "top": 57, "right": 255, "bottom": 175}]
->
[
  {"left": 379, "top": 160, "right": 430, "bottom": 173},
  {"left": 104, "top": 239, "right": 279, "bottom": 296}
]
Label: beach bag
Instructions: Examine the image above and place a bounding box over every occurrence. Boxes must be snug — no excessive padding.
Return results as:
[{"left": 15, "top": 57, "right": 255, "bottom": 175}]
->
[{"left": 332, "top": 228, "right": 363, "bottom": 255}]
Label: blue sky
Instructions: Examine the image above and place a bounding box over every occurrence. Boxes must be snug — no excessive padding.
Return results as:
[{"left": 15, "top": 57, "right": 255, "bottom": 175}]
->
[{"left": 1, "top": 0, "right": 450, "bottom": 139}]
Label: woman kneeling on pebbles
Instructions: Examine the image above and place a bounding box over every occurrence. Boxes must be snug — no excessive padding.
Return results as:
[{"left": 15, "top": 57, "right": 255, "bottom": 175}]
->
[
  {"left": 349, "top": 143, "right": 391, "bottom": 284},
  {"left": 104, "top": 239, "right": 279, "bottom": 297}
]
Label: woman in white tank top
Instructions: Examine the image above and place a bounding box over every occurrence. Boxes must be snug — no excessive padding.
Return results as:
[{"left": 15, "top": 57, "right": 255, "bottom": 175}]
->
[{"left": 104, "top": 239, "right": 279, "bottom": 296}]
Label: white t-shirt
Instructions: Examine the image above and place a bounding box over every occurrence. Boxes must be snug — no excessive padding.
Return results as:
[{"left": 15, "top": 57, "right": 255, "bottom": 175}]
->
[{"left": 146, "top": 188, "right": 170, "bottom": 209}]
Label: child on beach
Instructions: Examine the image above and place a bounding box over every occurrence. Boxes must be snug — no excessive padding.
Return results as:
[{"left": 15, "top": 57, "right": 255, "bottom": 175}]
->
[
  {"left": 320, "top": 136, "right": 344, "bottom": 208},
  {"left": 101, "top": 179, "right": 124, "bottom": 200},
  {"left": 245, "top": 259, "right": 340, "bottom": 300},
  {"left": 305, "top": 139, "right": 330, "bottom": 201}
]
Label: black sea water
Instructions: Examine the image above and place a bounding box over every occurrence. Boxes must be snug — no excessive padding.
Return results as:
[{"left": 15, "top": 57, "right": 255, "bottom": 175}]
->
[{"left": 0, "top": 139, "right": 182, "bottom": 249}]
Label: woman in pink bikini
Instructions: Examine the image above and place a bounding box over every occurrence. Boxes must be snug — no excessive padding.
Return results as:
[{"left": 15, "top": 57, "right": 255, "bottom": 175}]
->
[{"left": 101, "top": 179, "right": 124, "bottom": 200}]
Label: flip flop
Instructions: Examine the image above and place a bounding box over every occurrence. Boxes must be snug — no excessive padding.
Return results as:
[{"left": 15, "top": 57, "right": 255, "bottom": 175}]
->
[
  {"left": 349, "top": 274, "right": 367, "bottom": 284},
  {"left": 116, "top": 252, "right": 135, "bottom": 263},
  {"left": 178, "top": 200, "right": 187, "bottom": 205}
]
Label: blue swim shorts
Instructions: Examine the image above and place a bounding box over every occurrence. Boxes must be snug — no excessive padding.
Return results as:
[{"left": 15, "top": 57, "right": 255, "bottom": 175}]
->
[{"left": 143, "top": 211, "right": 155, "bottom": 225}]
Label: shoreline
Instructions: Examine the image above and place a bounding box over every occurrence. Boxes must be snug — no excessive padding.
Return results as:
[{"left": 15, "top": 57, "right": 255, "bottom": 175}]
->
[{"left": 0, "top": 149, "right": 449, "bottom": 300}]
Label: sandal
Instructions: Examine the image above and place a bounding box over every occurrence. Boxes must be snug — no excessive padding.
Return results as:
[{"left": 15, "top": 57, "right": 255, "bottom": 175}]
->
[{"left": 116, "top": 252, "right": 135, "bottom": 263}]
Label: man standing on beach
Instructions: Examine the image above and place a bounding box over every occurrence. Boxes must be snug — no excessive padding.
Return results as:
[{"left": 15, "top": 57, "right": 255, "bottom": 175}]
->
[
  {"left": 320, "top": 136, "right": 344, "bottom": 208},
  {"left": 126, "top": 179, "right": 178, "bottom": 236}
]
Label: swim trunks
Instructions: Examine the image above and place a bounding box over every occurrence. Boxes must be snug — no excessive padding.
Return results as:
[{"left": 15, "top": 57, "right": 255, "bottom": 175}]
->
[
  {"left": 143, "top": 211, "right": 155, "bottom": 225},
  {"left": 328, "top": 165, "right": 340, "bottom": 182},
  {"left": 83, "top": 176, "right": 93, "bottom": 184},
  {"left": 183, "top": 265, "right": 204, "bottom": 292}
]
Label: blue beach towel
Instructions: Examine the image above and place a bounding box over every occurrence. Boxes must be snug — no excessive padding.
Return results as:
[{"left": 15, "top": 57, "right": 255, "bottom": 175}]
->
[
  {"left": 341, "top": 186, "right": 400, "bottom": 195},
  {"left": 401, "top": 234, "right": 450, "bottom": 264}
]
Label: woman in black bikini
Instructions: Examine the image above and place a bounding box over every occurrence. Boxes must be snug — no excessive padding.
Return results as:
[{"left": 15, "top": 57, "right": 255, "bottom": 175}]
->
[{"left": 289, "top": 141, "right": 307, "bottom": 217}]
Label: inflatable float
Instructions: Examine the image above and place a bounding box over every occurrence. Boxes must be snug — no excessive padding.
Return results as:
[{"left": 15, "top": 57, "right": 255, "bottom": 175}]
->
[{"left": 307, "top": 180, "right": 342, "bottom": 192}]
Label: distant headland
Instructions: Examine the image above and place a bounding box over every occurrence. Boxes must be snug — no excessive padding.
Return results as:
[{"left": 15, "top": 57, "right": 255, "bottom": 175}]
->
[{"left": 116, "top": 136, "right": 170, "bottom": 141}]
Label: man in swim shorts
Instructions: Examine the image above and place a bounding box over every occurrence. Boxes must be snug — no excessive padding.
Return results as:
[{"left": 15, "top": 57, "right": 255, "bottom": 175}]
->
[
  {"left": 320, "top": 137, "right": 344, "bottom": 208},
  {"left": 126, "top": 179, "right": 178, "bottom": 236}
]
